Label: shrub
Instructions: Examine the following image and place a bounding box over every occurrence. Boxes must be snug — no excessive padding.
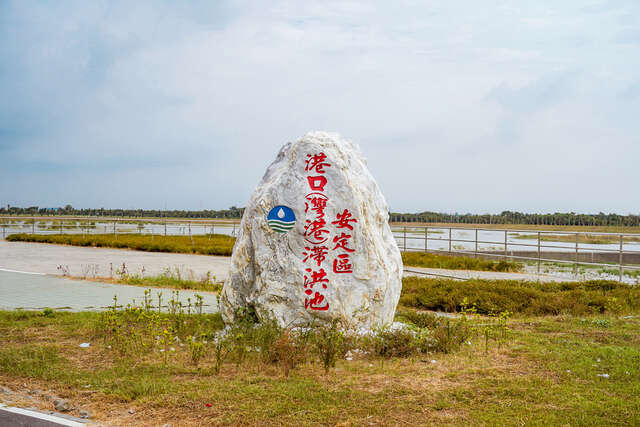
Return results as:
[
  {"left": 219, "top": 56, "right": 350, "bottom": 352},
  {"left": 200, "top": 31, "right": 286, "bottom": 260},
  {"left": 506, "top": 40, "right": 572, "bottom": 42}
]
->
[
  {"left": 270, "top": 330, "right": 307, "bottom": 377},
  {"left": 313, "top": 320, "right": 346, "bottom": 374},
  {"left": 400, "top": 277, "right": 640, "bottom": 315},
  {"left": 402, "top": 252, "right": 521, "bottom": 272},
  {"left": 366, "top": 326, "right": 418, "bottom": 358},
  {"left": 6, "top": 233, "right": 236, "bottom": 257}
]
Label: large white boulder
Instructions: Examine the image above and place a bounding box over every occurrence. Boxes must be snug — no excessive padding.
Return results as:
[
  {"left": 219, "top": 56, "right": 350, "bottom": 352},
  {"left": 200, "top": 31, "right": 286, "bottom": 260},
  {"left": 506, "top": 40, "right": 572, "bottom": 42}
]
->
[{"left": 220, "top": 131, "right": 402, "bottom": 329}]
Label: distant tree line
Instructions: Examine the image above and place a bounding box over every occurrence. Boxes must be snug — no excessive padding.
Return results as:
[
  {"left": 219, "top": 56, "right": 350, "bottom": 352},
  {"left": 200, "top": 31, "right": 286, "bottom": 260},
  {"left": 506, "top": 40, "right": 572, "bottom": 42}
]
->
[
  {"left": 389, "top": 211, "right": 640, "bottom": 227},
  {"left": 2, "top": 205, "right": 639, "bottom": 227},
  {"left": 0, "top": 205, "right": 245, "bottom": 219}
]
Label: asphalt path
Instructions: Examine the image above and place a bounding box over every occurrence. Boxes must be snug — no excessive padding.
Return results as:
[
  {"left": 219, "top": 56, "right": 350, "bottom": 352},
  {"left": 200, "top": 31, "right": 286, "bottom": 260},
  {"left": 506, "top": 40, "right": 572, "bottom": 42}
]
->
[
  {"left": 0, "top": 240, "right": 230, "bottom": 281},
  {"left": 0, "top": 405, "right": 86, "bottom": 426}
]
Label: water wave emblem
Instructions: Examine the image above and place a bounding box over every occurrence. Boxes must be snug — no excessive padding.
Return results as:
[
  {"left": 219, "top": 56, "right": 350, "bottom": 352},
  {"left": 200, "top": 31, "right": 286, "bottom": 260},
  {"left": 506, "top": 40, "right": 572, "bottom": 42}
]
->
[{"left": 267, "top": 205, "right": 296, "bottom": 233}]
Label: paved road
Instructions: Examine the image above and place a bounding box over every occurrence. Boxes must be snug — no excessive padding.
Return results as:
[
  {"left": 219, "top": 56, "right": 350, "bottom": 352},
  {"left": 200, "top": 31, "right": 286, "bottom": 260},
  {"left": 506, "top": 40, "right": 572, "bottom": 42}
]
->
[
  {"left": 0, "top": 404, "right": 86, "bottom": 426},
  {"left": 0, "top": 240, "right": 230, "bottom": 281},
  {"left": 0, "top": 271, "right": 219, "bottom": 312}
]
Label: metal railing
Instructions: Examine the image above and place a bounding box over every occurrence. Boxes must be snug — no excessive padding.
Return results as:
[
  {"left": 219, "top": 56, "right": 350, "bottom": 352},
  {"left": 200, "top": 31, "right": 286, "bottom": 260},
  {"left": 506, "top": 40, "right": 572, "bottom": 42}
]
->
[
  {"left": 0, "top": 218, "right": 240, "bottom": 240},
  {"left": 393, "top": 225, "right": 640, "bottom": 282},
  {"left": 2, "top": 217, "right": 639, "bottom": 282}
]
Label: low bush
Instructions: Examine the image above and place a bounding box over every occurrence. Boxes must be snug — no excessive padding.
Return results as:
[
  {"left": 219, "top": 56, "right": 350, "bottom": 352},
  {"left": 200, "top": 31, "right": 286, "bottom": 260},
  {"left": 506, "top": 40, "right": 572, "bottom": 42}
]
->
[
  {"left": 400, "top": 277, "right": 640, "bottom": 315},
  {"left": 6, "top": 233, "right": 235, "bottom": 256},
  {"left": 402, "top": 251, "right": 522, "bottom": 272}
]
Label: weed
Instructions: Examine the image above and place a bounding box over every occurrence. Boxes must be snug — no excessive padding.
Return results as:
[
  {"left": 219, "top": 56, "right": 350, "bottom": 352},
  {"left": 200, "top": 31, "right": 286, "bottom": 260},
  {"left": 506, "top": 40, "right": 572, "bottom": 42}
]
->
[
  {"left": 402, "top": 252, "right": 521, "bottom": 272},
  {"left": 313, "top": 320, "right": 346, "bottom": 374},
  {"left": 400, "top": 277, "right": 640, "bottom": 315},
  {"left": 7, "top": 232, "right": 235, "bottom": 256},
  {"left": 270, "top": 330, "right": 306, "bottom": 377}
]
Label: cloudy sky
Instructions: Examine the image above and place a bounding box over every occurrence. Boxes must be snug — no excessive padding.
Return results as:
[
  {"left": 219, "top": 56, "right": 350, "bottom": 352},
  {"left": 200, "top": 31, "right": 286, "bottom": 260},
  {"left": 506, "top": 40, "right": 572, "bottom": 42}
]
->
[{"left": 1, "top": 1, "right": 639, "bottom": 214}]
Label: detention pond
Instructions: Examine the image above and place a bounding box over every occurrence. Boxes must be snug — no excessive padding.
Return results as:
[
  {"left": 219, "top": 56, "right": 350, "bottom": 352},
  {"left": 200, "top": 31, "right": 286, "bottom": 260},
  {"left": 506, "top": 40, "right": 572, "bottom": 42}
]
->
[{"left": 0, "top": 270, "right": 219, "bottom": 313}]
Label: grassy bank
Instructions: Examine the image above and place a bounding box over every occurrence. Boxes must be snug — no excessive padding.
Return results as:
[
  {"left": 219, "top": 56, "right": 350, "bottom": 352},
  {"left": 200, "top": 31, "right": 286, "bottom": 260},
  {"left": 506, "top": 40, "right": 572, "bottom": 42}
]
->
[
  {"left": 76, "top": 268, "right": 224, "bottom": 293},
  {"left": 6, "top": 233, "right": 235, "bottom": 256},
  {"left": 0, "top": 302, "right": 638, "bottom": 425},
  {"left": 401, "top": 277, "right": 640, "bottom": 315},
  {"left": 402, "top": 251, "right": 521, "bottom": 272}
]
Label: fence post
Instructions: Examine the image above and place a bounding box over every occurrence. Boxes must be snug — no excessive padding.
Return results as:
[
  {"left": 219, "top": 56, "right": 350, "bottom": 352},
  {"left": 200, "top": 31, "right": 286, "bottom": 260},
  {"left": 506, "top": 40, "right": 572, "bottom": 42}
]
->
[
  {"left": 575, "top": 233, "right": 579, "bottom": 277},
  {"left": 504, "top": 230, "right": 507, "bottom": 259},
  {"left": 164, "top": 220, "right": 167, "bottom": 236},
  {"left": 619, "top": 234, "right": 623, "bottom": 282},
  {"left": 424, "top": 227, "right": 428, "bottom": 252},
  {"left": 474, "top": 229, "right": 478, "bottom": 258},
  {"left": 32, "top": 218, "right": 35, "bottom": 234},
  {"left": 537, "top": 231, "right": 541, "bottom": 275},
  {"left": 403, "top": 227, "right": 407, "bottom": 252},
  {"left": 448, "top": 228, "right": 452, "bottom": 254}
]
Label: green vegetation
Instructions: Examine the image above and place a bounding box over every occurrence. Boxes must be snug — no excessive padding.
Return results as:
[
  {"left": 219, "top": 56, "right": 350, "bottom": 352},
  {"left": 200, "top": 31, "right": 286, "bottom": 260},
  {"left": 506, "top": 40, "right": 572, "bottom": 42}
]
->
[
  {"left": 1, "top": 285, "right": 639, "bottom": 425},
  {"left": 5, "top": 204, "right": 640, "bottom": 228},
  {"left": 6, "top": 233, "right": 235, "bottom": 256},
  {"left": 402, "top": 251, "right": 521, "bottom": 272},
  {"left": 400, "top": 277, "right": 640, "bottom": 315},
  {"left": 112, "top": 268, "right": 222, "bottom": 293},
  {"left": 390, "top": 209, "right": 640, "bottom": 228}
]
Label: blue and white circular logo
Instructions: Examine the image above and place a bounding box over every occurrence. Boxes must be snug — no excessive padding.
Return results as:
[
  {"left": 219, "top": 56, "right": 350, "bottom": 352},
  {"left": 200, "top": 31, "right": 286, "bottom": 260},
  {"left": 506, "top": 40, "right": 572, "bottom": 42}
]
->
[{"left": 267, "top": 205, "right": 296, "bottom": 233}]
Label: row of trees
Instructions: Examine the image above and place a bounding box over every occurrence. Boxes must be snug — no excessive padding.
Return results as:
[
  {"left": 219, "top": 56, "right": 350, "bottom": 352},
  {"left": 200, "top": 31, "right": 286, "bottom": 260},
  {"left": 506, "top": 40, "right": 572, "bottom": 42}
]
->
[
  {"left": 389, "top": 211, "right": 640, "bottom": 227},
  {"left": 2, "top": 206, "right": 639, "bottom": 227},
  {"left": 0, "top": 205, "right": 245, "bottom": 219}
]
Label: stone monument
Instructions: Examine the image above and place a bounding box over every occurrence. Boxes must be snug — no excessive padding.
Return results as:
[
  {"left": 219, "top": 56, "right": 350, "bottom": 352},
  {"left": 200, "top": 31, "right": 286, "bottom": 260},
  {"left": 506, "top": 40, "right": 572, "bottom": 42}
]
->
[{"left": 220, "top": 131, "right": 402, "bottom": 329}]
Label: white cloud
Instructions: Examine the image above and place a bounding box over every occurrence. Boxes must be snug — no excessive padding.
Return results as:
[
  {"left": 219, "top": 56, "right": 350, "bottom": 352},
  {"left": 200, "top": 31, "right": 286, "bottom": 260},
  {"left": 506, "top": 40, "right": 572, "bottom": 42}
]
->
[{"left": 1, "top": 0, "right": 639, "bottom": 213}]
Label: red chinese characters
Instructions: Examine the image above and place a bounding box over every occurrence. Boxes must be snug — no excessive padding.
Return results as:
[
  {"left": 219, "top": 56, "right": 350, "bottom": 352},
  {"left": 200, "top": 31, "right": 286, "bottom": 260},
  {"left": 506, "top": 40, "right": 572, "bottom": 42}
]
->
[
  {"left": 305, "top": 152, "right": 331, "bottom": 173},
  {"left": 332, "top": 209, "right": 357, "bottom": 230},
  {"left": 330, "top": 209, "right": 357, "bottom": 274},
  {"left": 302, "top": 152, "right": 332, "bottom": 310},
  {"left": 303, "top": 267, "right": 328, "bottom": 294},
  {"left": 302, "top": 245, "right": 328, "bottom": 267}
]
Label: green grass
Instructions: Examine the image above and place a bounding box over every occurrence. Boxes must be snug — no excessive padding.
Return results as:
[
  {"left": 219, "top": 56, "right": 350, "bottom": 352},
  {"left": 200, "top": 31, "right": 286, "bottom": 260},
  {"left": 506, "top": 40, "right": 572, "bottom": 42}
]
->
[
  {"left": 400, "top": 277, "right": 640, "bottom": 315},
  {"left": 0, "top": 308, "right": 638, "bottom": 425},
  {"left": 114, "top": 270, "right": 223, "bottom": 293},
  {"left": 1, "top": 279, "right": 639, "bottom": 425},
  {"left": 402, "top": 251, "right": 522, "bottom": 272},
  {"left": 6, "top": 233, "right": 235, "bottom": 256}
]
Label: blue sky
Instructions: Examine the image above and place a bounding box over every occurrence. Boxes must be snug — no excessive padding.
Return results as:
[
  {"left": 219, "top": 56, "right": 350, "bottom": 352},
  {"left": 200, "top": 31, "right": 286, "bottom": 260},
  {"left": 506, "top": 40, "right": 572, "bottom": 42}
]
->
[{"left": 1, "top": 1, "right": 639, "bottom": 213}]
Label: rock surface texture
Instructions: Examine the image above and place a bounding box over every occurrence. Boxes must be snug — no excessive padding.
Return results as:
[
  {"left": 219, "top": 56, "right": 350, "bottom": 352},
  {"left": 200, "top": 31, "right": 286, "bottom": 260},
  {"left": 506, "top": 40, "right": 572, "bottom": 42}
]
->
[{"left": 221, "top": 132, "right": 402, "bottom": 329}]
